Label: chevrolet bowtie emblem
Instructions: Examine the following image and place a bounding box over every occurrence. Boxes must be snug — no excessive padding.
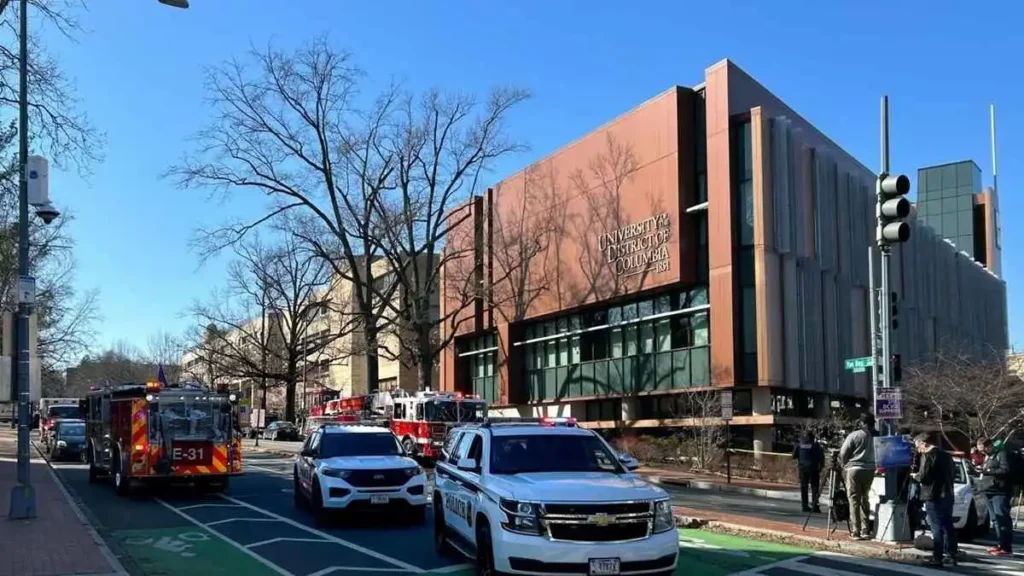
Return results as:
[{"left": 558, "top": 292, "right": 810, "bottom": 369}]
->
[
  {"left": 589, "top": 513, "right": 613, "bottom": 526},
  {"left": 374, "top": 474, "right": 385, "bottom": 480}
]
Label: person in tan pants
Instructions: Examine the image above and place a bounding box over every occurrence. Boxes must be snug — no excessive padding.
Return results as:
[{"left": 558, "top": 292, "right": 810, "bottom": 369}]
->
[{"left": 839, "top": 413, "right": 877, "bottom": 539}]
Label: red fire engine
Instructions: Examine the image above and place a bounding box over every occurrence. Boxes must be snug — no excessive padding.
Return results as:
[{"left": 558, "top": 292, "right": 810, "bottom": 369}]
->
[
  {"left": 83, "top": 381, "right": 243, "bottom": 495},
  {"left": 308, "top": 390, "right": 487, "bottom": 459}
]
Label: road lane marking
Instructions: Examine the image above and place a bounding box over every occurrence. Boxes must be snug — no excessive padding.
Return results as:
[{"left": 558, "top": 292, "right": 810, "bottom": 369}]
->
[
  {"left": 220, "top": 494, "right": 426, "bottom": 573},
  {"left": 177, "top": 503, "right": 243, "bottom": 510},
  {"left": 246, "top": 463, "right": 293, "bottom": 476},
  {"left": 308, "top": 567, "right": 411, "bottom": 575},
  {"left": 155, "top": 498, "right": 294, "bottom": 576},
  {"left": 205, "top": 517, "right": 281, "bottom": 526},
  {"left": 247, "top": 537, "right": 329, "bottom": 549}
]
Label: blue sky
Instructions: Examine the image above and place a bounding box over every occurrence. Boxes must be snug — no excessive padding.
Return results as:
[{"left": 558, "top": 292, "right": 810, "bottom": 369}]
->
[{"left": 36, "top": 0, "right": 1024, "bottom": 356}]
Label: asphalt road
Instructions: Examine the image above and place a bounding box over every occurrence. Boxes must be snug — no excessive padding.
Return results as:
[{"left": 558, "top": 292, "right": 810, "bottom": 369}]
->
[{"left": 39, "top": 439, "right": 1024, "bottom": 576}]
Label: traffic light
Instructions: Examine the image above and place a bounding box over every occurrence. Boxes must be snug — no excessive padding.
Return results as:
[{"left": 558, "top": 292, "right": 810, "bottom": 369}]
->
[
  {"left": 891, "top": 354, "right": 902, "bottom": 382},
  {"left": 877, "top": 173, "right": 911, "bottom": 245},
  {"left": 890, "top": 291, "right": 899, "bottom": 330}
]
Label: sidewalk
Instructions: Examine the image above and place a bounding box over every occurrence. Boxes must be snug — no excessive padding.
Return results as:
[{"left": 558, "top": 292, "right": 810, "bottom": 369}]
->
[{"left": 0, "top": 429, "right": 124, "bottom": 576}]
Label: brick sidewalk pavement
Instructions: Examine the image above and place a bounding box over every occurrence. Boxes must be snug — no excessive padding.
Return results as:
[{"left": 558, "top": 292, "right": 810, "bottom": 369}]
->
[{"left": 0, "top": 429, "right": 124, "bottom": 576}]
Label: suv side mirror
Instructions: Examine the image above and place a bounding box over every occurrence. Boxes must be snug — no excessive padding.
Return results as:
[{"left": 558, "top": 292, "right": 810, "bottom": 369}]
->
[
  {"left": 618, "top": 453, "right": 640, "bottom": 471},
  {"left": 300, "top": 448, "right": 315, "bottom": 458},
  {"left": 456, "top": 457, "right": 478, "bottom": 471}
]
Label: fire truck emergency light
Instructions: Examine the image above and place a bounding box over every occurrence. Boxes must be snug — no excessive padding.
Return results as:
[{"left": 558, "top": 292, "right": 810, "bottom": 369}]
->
[
  {"left": 146, "top": 382, "right": 161, "bottom": 393},
  {"left": 228, "top": 394, "right": 238, "bottom": 403}
]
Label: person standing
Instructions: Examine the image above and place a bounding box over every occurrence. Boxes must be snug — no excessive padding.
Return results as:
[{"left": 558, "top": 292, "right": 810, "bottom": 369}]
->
[
  {"left": 977, "top": 438, "right": 1014, "bottom": 556},
  {"left": 792, "top": 430, "right": 824, "bottom": 513},
  {"left": 912, "top": 433, "right": 958, "bottom": 567},
  {"left": 839, "top": 413, "right": 877, "bottom": 540}
]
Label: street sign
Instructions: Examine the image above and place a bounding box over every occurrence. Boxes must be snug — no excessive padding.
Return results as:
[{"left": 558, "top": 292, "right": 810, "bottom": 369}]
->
[
  {"left": 844, "top": 356, "right": 874, "bottom": 373},
  {"left": 720, "top": 390, "right": 733, "bottom": 421},
  {"left": 875, "top": 435, "right": 914, "bottom": 468},
  {"left": 17, "top": 276, "right": 35, "bottom": 305},
  {"left": 875, "top": 387, "right": 904, "bottom": 420}
]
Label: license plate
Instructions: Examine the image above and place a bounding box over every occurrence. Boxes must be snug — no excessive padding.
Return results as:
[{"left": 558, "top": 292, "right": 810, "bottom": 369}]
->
[
  {"left": 171, "top": 442, "right": 213, "bottom": 465},
  {"left": 370, "top": 494, "right": 389, "bottom": 505},
  {"left": 589, "top": 558, "right": 620, "bottom": 575}
]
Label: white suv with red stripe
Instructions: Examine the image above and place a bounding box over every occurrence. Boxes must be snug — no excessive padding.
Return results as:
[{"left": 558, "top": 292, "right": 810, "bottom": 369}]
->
[{"left": 433, "top": 417, "right": 678, "bottom": 576}]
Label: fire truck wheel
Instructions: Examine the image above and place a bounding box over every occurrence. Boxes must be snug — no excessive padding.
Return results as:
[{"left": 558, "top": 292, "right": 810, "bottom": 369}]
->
[
  {"left": 87, "top": 446, "right": 100, "bottom": 483},
  {"left": 113, "top": 451, "right": 132, "bottom": 497},
  {"left": 402, "top": 436, "right": 417, "bottom": 457}
]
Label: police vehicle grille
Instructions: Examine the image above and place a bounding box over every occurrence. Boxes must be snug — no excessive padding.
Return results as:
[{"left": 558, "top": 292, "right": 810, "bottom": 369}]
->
[
  {"left": 541, "top": 501, "right": 654, "bottom": 543},
  {"left": 344, "top": 469, "right": 409, "bottom": 487},
  {"left": 542, "top": 502, "right": 650, "bottom": 515}
]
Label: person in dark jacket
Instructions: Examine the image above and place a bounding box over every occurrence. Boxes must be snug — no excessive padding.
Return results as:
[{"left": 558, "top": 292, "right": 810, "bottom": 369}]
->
[
  {"left": 912, "top": 433, "right": 958, "bottom": 567},
  {"left": 977, "top": 438, "right": 1014, "bottom": 556},
  {"left": 792, "top": 430, "right": 824, "bottom": 513}
]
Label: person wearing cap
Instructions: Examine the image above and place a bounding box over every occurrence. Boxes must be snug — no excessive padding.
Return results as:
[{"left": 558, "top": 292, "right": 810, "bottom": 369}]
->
[
  {"left": 792, "top": 430, "right": 824, "bottom": 513},
  {"left": 839, "top": 413, "right": 878, "bottom": 540}
]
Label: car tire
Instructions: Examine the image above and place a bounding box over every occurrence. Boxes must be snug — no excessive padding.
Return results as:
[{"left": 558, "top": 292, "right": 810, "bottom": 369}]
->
[
  {"left": 310, "top": 479, "right": 327, "bottom": 525},
  {"left": 433, "top": 497, "right": 456, "bottom": 557},
  {"left": 959, "top": 504, "right": 978, "bottom": 542},
  {"left": 476, "top": 520, "right": 499, "bottom": 576},
  {"left": 87, "top": 446, "right": 100, "bottom": 484},
  {"left": 293, "top": 471, "right": 306, "bottom": 508}
]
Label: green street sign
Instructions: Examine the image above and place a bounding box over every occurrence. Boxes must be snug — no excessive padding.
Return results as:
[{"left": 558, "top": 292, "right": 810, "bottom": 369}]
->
[{"left": 844, "top": 357, "right": 874, "bottom": 373}]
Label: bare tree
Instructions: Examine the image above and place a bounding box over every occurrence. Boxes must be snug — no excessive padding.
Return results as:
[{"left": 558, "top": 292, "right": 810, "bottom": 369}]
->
[
  {"left": 145, "top": 331, "right": 184, "bottom": 382},
  {"left": 903, "top": 344, "right": 1024, "bottom": 449},
  {"left": 170, "top": 38, "right": 528, "bottom": 393},
  {"left": 370, "top": 87, "right": 529, "bottom": 391},
  {"left": 677, "top": 389, "right": 727, "bottom": 471},
  {"left": 188, "top": 236, "right": 353, "bottom": 422}
]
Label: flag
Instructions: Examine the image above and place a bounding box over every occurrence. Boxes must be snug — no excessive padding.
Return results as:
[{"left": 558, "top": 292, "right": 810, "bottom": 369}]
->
[{"left": 157, "top": 364, "right": 169, "bottom": 387}]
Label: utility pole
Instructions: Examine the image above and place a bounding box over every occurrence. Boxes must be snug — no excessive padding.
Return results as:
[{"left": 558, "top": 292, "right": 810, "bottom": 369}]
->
[{"left": 874, "top": 95, "right": 912, "bottom": 543}]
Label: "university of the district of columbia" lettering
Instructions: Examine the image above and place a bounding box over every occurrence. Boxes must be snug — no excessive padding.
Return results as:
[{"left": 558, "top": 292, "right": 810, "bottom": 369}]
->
[{"left": 598, "top": 213, "right": 671, "bottom": 277}]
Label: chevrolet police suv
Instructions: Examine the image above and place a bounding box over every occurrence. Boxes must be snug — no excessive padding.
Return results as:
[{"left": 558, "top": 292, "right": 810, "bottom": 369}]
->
[
  {"left": 433, "top": 417, "right": 678, "bottom": 576},
  {"left": 293, "top": 424, "right": 428, "bottom": 523}
]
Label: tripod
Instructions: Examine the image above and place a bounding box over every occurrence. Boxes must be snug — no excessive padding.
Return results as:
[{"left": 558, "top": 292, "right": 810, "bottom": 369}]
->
[{"left": 803, "top": 453, "right": 852, "bottom": 540}]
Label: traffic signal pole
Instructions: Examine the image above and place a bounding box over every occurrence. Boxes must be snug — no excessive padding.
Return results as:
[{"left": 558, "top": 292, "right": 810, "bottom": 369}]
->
[{"left": 879, "top": 95, "right": 892, "bottom": 436}]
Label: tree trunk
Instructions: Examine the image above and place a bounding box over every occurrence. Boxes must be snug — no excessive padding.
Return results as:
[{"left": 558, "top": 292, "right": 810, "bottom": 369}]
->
[
  {"left": 417, "top": 326, "right": 433, "bottom": 391},
  {"left": 418, "top": 357, "right": 433, "bottom": 393},
  {"left": 284, "top": 359, "right": 298, "bottom": 423},
  {"left": 364, "top": 322, "right": 379, "bottom": 393}
]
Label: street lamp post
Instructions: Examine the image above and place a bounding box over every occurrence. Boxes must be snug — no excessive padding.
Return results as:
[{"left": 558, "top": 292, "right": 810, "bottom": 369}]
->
[{"left": 6, "top": 0, "right": 188, "bottom": 520}]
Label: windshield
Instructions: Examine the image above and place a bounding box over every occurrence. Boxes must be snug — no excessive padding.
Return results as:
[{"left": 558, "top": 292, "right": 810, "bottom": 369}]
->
[
  {"left": 426, "top": 400, "right": 486, "bottom": 423},
  {"left": 59, "top": 423, "right": 85, "bottom": 438},
  {"left": 490, "top": 433, "right": 623, "bottom": 475},
  {"left": 48, "top": 406, "right": 81, "bottom": 419},
  {"left": 320, "top": 432, "right": 403, "bottom": 458},
  {"left": 155, "top": 397, "right": 230, "bottom": 442},
  {"left": 953, "top": 460, "right": 966, "bottom": 484}
]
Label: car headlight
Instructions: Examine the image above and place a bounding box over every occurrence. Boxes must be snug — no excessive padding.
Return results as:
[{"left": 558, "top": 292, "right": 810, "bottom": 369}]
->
[
  {"left": 404, "top": 466, "right": 424, "bottom": 478},
  {"left": 653, "top": 499, "right": 674, "bottom": 533},
  {"left": 500, "top": 498, "right": 541, "bottom": 535},
  {"left": 321, "top": 468, "right": 351, "bottom": 479},
  {"left": 57, "top": 440, "right": 67, "bottom": 448}
]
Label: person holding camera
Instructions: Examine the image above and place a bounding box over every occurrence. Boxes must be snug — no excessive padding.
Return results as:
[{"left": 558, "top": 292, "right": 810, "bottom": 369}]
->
[
  {"left": 912, "top": 432, "right": 958, "bottom": 567},
  {"left": 792, "top": 430, "right": 824, "bottom": 513},
  {"left": 839, "top": 413, "right": 877, "bottom": 540}
]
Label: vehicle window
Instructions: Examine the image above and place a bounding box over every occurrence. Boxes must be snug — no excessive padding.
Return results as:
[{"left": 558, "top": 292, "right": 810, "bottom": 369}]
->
[
  {"left": 415, "top": 403, "right": 424, "bottom": 420},
  {"left": 490, "top": 433, "right": 624, "bottom": 475},
  {"left": 48, "top": 406, "right": 80, "bottom": 419},
  {"left": 466, "top": 435, "right": 483, "bottom": 470},
  {"left": 320, "top": 433, "right": 402, "bottom": 458},
  {"left": 443, "top": 430, "right": 462, "bottom": 459},
  {"left": 308, "top": 431, "right": 322, "bottom": 454},
  {"left": 455, "top": 432, "right": 477, "bottom": 462},
  {"left": 59, "top": 423, "right": 86, "bottom": 437}
]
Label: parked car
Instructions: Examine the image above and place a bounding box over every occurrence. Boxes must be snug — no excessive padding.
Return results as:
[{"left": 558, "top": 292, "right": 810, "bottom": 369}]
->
[
  {"left": 869, "top": 456, "right": 989, "bottom": 540},
  {"left": 262, "top": 421, "right": 301, "bottom": 441}
]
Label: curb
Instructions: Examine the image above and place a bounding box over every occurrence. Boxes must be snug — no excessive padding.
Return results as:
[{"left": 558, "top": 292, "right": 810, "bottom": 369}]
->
[
  {"left": 672, "top": 513, "right": 929, "bottom": 565},
  {"left": 29, "top": 439, "right": 130, "bottom": 576},
  {"left": 244, "top": 444, "right": 298, "bottom": 459}
]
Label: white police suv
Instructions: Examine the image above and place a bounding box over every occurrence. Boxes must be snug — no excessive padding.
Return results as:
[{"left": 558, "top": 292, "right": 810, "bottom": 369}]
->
[
  {"left": 293, "top": 423, "right": 428, "bottom": 522},
  {"left": 433, "top": 417, "right": 678, "bottom": 576}
]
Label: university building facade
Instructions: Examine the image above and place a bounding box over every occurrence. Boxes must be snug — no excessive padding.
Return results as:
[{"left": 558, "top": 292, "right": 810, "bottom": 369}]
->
[{"left": 439, "top": 59, "right": 1008, "bottom": 452}]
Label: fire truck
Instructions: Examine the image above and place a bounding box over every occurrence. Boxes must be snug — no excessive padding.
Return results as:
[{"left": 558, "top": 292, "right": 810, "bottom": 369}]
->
[
  {"left": 308, "top": 390, "right": 487, "bottom": 459},
  {"left": 83, "top": 381, "right": 243, "bottom": 495}
]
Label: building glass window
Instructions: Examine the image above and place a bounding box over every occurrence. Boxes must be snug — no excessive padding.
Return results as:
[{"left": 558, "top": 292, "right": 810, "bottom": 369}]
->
[
  {"left": 518, "top": 288, "right": 711, "bottom": 402},
  {"left": 461, "top": 333, "right": 497, "bottom": 403},
  {"left": 734, "top": 119, "right": 758, "bottom": 384}
]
